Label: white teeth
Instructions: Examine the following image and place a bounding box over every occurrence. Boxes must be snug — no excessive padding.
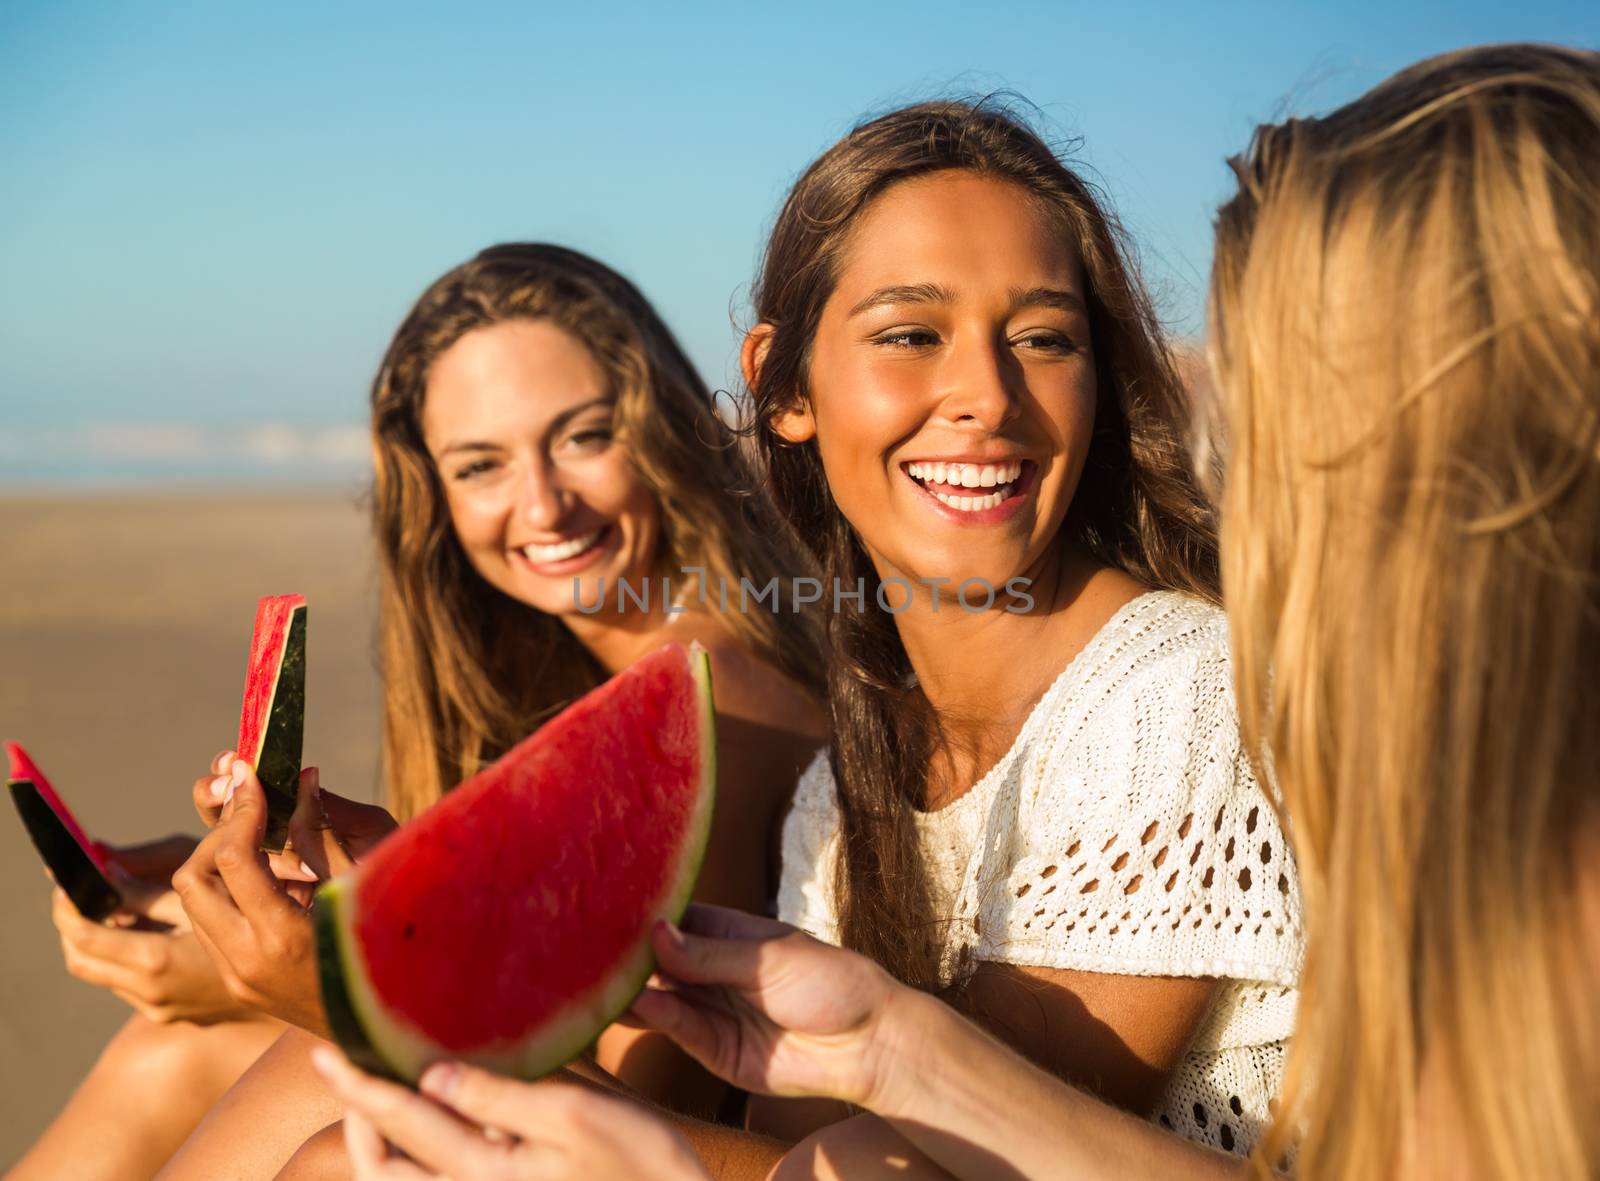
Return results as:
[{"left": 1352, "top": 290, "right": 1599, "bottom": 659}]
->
[
  {"left": 523, "top": 529, "right": 602, "bottom": 563},
  {"left": 906, "top": 460, "right": 1024, "bottom": 488},
  {"left": 932, "top": 489, "right": 1005, "bottom": 512}
]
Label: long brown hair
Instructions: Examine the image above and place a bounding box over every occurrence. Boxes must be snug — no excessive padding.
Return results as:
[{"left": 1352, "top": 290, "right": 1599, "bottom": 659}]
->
[
  {"left": 372, "top": 243, "right": 825, "bottom": 820},
  {"left": 746, "top": 100, "right": 1220, "bottom": 990},
  {"left": 1208, "top": 45, "right": 1600, "bottom": 1179}
]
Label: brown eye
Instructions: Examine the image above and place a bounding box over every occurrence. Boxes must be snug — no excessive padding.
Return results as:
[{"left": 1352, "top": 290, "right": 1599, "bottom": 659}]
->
[
  {"left": 873, "top": 328, "right": 940, "bottom": 348},
  {"left": 1013, "top": 332, "right": 1076, "bottom": 353}
]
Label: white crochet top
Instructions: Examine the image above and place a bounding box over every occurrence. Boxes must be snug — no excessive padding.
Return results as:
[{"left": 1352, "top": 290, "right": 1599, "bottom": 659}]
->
[{"left": 777, "top": 591, "right": 1303, "bottom": 1159}]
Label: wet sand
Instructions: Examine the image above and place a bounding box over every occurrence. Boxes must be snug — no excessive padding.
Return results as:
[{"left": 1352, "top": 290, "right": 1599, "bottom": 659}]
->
[{"left": 0, "top": 490, "right": 381, "bottom": 1168}]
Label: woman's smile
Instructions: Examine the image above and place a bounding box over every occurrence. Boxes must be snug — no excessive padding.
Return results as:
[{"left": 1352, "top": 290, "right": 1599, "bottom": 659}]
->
[
  {"left": 899, "top": 457, "right": 1037, "bottom": 524},
  {"left": 511, "top": 523, "right": 616, "bottom": 576}
]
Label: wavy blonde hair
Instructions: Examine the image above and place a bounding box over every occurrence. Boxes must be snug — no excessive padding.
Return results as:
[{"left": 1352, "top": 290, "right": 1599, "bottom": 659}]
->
[
  {"left": 1208, "top": 45, "right": 1600, "bottom": 1179},
  {"left": 372, "top": 244, "right": 825, "bottom": 821}
]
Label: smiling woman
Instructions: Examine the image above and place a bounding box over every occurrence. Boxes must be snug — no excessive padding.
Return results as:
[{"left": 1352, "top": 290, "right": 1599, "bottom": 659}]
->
[
  {"left": 740, "top": 101, "right": 1304, "bottom": 1164},
  {"left": 367, "top": 245, "right": 827, "bottom": 822},
  {"left": 421, "top": 318, "right": 662, "bottom": 623},
  {"left": 126, "top": 245, "right": 831, "bottom": 1181}
]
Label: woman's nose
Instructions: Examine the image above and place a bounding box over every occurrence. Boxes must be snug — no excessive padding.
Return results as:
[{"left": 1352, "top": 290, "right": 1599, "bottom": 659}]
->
[
  {"left": 519, "top": 464, "right": 568, "bottom": 531},
  {"left": 937, "top": 337, "right": 1022, "bottom": 431}
]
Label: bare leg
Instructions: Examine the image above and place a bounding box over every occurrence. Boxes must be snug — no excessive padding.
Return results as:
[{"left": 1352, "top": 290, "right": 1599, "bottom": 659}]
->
[
  {"left": 274, "top": 1123, "right": 348, "bottom": 1181},
  {"left": 772, "top": 1116, "right": 959, "bottom": 1181},
  {"left": 155, "top": 1027, "right": 343, "bottom": 1181},
  {"left": 6, "top": 1013, "right": 284, "bottom": 1181}
]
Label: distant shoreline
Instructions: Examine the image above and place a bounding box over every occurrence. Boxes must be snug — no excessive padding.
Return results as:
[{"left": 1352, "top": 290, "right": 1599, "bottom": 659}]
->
[{"left": 0, "top": 478, "right": 370, "bottom": 499}]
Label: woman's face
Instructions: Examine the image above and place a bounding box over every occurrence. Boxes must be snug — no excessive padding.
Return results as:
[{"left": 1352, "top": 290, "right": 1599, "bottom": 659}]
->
[
  {"left": 776, "top": 170, "right": 1097, "bottom": 596},
  {"left": 422, "top": 318, "right": 661, "bottom": 617}
]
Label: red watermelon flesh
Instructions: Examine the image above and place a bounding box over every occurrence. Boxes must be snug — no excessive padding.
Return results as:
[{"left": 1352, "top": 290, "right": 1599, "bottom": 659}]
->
[
  {"left": 237, "top": 593, "right": 307, "bottom": 850},
  {"left": 7, "top": 742, "right": 111, "bottom": 876},
  {"left": 315, "top": 641, "right": 716, "bottom": 1082}
]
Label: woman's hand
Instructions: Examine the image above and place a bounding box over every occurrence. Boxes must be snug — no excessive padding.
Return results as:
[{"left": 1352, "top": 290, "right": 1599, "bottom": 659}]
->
[
  {"left": 283, "top": 769, "right": 398, "bottom": 879},
  {"left": 311, "top": 1047, "right": 711, "bottom": 1181},
  {"left": 193, "top": 752, "right": 397, "bottom": 892},
  {"left": 50, "top": 877, "right": 252, "bottom": 1025},
  {"left": 100, "top": 833, "right": 202, "bottom": 884},
  {"left": 629, "top": 904, "right": 903, "bottom": 1109},
  {"left": 192, "top": 749, "right": 243, "bottom": 829},
  {"left": 171, "top": 761, "right": 330, "bottom": 1037}
]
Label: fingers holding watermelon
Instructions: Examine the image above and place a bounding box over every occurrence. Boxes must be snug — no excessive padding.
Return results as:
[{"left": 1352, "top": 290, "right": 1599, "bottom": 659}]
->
[
  {"left": 630, "top": 904, "right": 899, "bottom": 1108},
  {"left": 311, "top": 1046, "right": 712, "bottom": 1181},
  {"left": 199, "top": 755, "right": 396, "bottom": 887},
  {"left": 279, "top": 767, "right": 398, "bottom": 883},
  {"left": 192, "top": 749, "right": 239, "bottom": 829},
  {"left": 172, "top": 761, "right": 330, "bottom": 1038},
  {"left": 342, "top": 1111, "right": 433, "bottom": 1181}
]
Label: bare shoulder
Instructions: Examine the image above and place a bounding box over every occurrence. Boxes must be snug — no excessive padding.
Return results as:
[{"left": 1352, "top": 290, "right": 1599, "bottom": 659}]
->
[
  {"left": 695, "top": 629, "right": 827, "bottom": 742},
  {"left": 1075, "top": 563, "right": 1156, "bottom": 626},
  {"left": 668, "top": 624, "right": 827, "bottom": 911},
  {"left": 704, "top": 634, "right": 828, "bottom": 809}
]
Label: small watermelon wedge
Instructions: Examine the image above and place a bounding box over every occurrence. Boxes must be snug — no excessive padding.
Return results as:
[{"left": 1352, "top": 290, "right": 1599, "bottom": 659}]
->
[
  {"left": 237, "top": 594, "right": 307, "bottom": 852},
  {"left": 7, "top": 742, "right": 122, "bottom": 920},
  {"left": 314, "top": 642, "right": 716, "bottom": 1083}
]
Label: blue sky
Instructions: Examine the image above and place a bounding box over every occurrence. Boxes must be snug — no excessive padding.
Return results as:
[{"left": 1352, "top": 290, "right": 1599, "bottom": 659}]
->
[{"left": 2, "top": 0, "right": 1595, "bottom": 483}]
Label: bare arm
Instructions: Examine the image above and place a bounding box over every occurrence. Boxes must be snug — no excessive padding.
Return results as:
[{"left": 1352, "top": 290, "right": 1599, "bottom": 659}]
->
[
  {"left": 865, "top": 985, "right": 1245, "bottom": 1181},
  {"left": 639, "top": 906, "right": 1260, "bottom": 1181},
  {"left": 751, "top": 959, "right": 1219, "bottom": 1138},
  {"left": 960, "top": 961, "right": 1219, "bottom": 1112}
]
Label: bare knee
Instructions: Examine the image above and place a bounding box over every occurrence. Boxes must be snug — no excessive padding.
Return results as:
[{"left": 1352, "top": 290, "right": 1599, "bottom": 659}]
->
[
  {"left": 773, "top": 1115, "right": 956, "bottom": 1181},
  {"left": 97, "top": 1012, "right": 282, "bottom": 1098},
  {"left": 96, "top": 1014, "right": 223, "bottom": 1096},
  {"left": 274, "top": 1123, "right": 349, "bottom": 1181},
  {"left": 10, "top": 1015, "right": 277, "bottom": 1181},
  {"left": 155, "top": 1029, "right": 346, "bottom": 1181}
]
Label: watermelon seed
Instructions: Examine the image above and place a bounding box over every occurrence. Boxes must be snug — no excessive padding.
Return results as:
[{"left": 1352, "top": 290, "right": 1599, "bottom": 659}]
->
[{"left": 404, "top": 923, "right": 416, "bottom": 940}]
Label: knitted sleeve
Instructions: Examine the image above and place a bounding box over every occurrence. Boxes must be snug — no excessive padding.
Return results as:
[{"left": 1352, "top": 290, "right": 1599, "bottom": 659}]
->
[
  {"left": 977, "top": 644, "right": 1303, "bottom": 985},
  {"left": 775, "top": 749, "right": 842, "bottom": 943}
]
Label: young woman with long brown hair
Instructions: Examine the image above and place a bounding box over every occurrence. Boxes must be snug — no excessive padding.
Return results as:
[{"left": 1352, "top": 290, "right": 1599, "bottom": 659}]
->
[
  {"left": 734, "top": 99, "right": 1304, "bottom": 1160},
  {"left": 318, "top": 43, "right": 1600, "bottom": 1181},
  {"left": 15, "top": 244, "right": 827, "bottom": 1181}
]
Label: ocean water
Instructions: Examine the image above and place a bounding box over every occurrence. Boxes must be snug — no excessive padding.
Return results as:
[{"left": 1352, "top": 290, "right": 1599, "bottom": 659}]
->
[{"left": 0, "top": 422, "right": 370, "bottom": 489}]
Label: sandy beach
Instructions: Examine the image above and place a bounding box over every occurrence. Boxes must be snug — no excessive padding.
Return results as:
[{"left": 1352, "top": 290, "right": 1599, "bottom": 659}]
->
[{"left": 0, "top": 490, "right": 381, "bottom": 1168}]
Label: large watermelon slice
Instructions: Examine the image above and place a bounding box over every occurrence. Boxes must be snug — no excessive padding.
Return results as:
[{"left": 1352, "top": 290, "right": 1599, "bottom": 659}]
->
[
  {"left": 237, "top": 594, "right": 307, "bottom": 852},
  {"left": 315, "top": 642, "right": 716, "bottom": 1084},
  {"left": 7, "top": 742, "right": 122, "bottom": 920}
]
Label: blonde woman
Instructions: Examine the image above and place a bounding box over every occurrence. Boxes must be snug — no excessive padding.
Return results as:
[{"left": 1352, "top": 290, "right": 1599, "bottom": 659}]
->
[{"left": 320, "top": 42, "right": 1600, "bottom": 1181}]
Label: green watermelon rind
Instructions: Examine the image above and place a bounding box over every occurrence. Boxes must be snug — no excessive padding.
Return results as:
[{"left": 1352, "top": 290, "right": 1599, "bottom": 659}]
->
[
  {"left": 314, "top": 645, "right": 717, "bottom": 1085},
  {"left": 313, "top": 886, "right": 392, "bottom": 1079}
]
